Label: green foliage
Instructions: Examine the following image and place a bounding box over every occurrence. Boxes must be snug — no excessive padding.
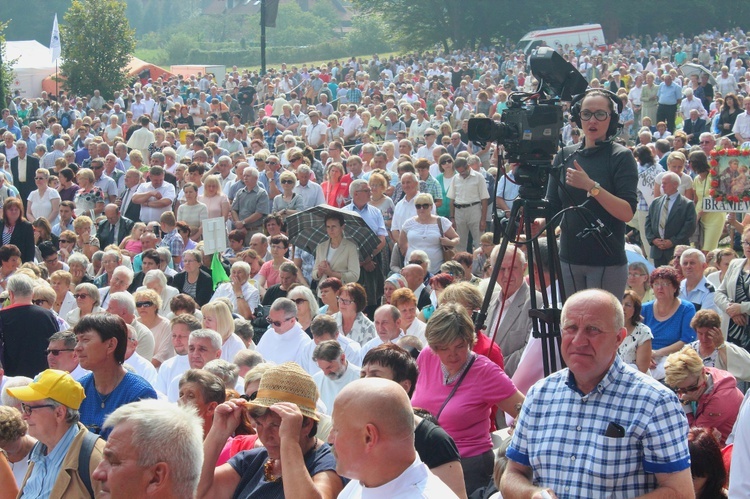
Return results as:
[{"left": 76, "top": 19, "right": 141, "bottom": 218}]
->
[
  {"left": 0, "top": 21, "right": 15, "bottom": 107},
  {"left": 60, "top": 0, "right": 136, "bottom": 98},
  {"left": 345, "top": 13, "right": 392, "bottom": 54}
]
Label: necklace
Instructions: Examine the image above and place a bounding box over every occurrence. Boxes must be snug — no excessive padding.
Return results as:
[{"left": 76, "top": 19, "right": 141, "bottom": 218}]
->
[
  {"left": 264, "top": 457, "right": 281, "bottom": 482},
  {"left": 94, "top": 389, "right": 112, "bottom": 409}
]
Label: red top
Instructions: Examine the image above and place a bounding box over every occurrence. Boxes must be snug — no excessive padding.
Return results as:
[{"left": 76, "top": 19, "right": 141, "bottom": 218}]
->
[
  {"left": 321, "top": 179, "right": 351, "bottom": 208},
  {"left": 689, "top": 367, "right": 745, "bottom": 446}
]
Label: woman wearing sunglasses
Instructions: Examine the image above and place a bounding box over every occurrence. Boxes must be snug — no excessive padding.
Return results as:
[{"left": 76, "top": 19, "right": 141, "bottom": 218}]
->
[
  {"left": 286, "top": 286, "right": 319, "bottom": 337},
  {"left": 271, "top": 170, "right": 303, "bottom": 220},
  {"left": 134, "top": 288, "right": 172, "bottom": 369},
  {"left": 398, "top": 193, "right": 459, "bottom": 275},
  {"left": 65, "top": 283, "right": 102, "bottom": 328},
  {"left": 665, "top": 346, "right": 743, "bottom": 446}
]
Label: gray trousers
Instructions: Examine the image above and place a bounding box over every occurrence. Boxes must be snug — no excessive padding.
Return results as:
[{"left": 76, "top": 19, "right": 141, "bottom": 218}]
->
[{"left": 560, "top": 261, "right": 628, "bottom": 299}]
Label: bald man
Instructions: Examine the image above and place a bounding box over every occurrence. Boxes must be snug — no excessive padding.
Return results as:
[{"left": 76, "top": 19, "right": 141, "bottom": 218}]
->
[{"left": 331, "top": 378, "right": 459, "bottom": 498}]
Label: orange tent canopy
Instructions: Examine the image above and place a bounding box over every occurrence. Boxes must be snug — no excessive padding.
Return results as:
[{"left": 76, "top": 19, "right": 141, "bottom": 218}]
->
[{"left": 41, "top": 56, "right": 173, "bottom": 95}]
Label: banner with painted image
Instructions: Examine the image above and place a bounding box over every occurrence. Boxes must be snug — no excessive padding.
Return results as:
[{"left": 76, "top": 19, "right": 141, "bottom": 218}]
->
[{"left": 705, "top": 148, "right": 750, "bottom": 211}]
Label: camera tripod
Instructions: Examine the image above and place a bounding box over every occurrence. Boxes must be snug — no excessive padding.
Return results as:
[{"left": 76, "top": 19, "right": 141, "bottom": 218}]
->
[{"left": 475, "top": 172, "right": 565, "bottom": 378}]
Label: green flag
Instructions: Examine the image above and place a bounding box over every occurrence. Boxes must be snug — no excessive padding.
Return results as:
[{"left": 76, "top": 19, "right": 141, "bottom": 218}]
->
[{"left": 211, "top": 253, "right": 230, "bottom": 290}]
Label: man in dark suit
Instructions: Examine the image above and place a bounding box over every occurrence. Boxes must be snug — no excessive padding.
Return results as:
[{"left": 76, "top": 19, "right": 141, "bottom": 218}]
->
[
  {"left": 119, "top": 167, "right": 142, "bottom": 223},
  {"left": 97, "top": 203, "right": 134, "bottom": 247},
  {"left": 1, "top": 274, "right": 60, "bottom": 377},
  {"left": 682, "top": 109, "right": 707, "bottom": 145},
  {"left": 9, "top": 140, "right": 39, "bottom": 209},
  {"left": 645, "top": 172, "right": 697, "bottom": 267},
  {"left": 446, "top": 132, "right": 468, "bottom": 159}
]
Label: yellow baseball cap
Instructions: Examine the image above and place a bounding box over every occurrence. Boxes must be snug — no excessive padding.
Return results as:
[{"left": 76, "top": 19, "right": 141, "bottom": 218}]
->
[{"left": 6, "top": 369, "right": 86, "bottom": 410}]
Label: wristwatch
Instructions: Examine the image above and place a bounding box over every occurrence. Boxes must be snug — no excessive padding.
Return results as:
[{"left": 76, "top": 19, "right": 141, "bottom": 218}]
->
[
  {"left": 717, "top": 343, "right": 727, "bottom": 350},
  {"left": 588, "top": 181, "right": 601, "bottom": 197}
]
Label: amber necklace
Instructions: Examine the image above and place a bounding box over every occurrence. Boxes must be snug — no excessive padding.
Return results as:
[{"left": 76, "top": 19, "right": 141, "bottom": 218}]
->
[{"left": 264, "top": 438, "right": 318, "bottom": 482}]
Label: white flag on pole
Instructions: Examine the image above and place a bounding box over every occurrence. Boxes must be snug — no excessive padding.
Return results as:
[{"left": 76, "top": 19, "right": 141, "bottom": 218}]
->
[{"left": 50, "top": 14, "right": 61, "bottom": 63}]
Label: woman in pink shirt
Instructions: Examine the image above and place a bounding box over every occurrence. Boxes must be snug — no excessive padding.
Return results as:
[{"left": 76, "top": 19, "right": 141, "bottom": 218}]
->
[{"left": 411, "top": 303, "right": 524, "bottom": 496}]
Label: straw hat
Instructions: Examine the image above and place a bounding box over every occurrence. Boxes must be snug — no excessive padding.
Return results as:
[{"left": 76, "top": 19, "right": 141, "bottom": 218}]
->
[{"left": 248, "top": 362, "right": 319, "bottom": 421}]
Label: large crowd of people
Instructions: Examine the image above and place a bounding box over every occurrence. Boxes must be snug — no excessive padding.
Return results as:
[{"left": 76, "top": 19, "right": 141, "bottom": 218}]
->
[{"left": 3, "top": 24, "right": 750, "bottom": 498}]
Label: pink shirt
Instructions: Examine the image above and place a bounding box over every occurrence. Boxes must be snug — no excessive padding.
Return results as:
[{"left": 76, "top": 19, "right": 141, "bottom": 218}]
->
[
  {"left": 411, "top": 346, "right": 517, "bottom": 458},
  {"left": 258, "top": 258, "right": 292, "bottom": 288}
]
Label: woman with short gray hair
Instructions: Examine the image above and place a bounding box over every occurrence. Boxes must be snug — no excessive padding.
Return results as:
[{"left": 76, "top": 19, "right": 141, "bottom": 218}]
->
[{"left": 65, "top": 282, "right": 103, "bottom": 327}]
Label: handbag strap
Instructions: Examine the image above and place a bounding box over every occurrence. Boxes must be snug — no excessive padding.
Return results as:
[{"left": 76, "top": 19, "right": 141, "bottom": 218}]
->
[
  {"left": 435, "top": 354, "right": 476, "bottom": 421},
  {"left": 436, "top": 216, "right": 444, "bottom": 237}
]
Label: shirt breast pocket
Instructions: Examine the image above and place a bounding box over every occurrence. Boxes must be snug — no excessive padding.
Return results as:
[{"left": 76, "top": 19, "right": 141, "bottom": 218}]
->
[{"left": 585, "top": 433, "right": 640, "bottom": 487}]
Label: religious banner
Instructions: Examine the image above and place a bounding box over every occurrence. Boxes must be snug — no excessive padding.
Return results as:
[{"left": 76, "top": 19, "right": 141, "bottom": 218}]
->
[{"left": 705, "top": 148, "right": 750, "bottom": 211}]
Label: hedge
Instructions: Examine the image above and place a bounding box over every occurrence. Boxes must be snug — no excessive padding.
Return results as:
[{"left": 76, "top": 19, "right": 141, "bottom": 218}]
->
[{"left": 186, "top": 41, "right": 358, "bottom": 67}]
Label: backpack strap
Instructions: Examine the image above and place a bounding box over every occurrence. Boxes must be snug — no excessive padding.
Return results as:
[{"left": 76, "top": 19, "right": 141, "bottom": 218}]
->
[{"left": 78, "top": 431, "right": 101, "bottom": 498}]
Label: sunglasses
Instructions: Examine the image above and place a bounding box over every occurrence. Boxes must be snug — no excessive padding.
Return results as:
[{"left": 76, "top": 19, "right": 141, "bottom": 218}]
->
[
  {"left": 675, "top": 379, "right": 704, "bottom": 394},
  {"left": 59, "top": 239, "right": 73, "bottom": 244},
  {"left": 409, "top": 260, "right": 424, "bottom": 265},
  {"left": 415, "top": 203, "right": 431, "bottom": 210},
  {"left": 292, "top": 298, "right": 308, "bottom": 305},
  {"left": 441, "top": 159, "right": 453, "bottom": 164},
  {"left": 136, "top": 301, "right": 155, "bottom": 308},
  {"left": 266, "top": 316, "right": 292, "bottom": 327},
  {"left": 266, "top": 161, "right": 279, "bottom": 166},
  {"left": 73, "top": 294, "right": 90, "bottom": 299},
  {"left": 33, "top": 299, "right": 49, "bottom": 306},
  {"left": 46, "top": 348, "right": 75, "bottom": 356},
  {"left": 34, "top": 177, "right": 46, "bottom": 181},
  {"left": 281, "top": 179, "right": 295, "bottom": 184}
]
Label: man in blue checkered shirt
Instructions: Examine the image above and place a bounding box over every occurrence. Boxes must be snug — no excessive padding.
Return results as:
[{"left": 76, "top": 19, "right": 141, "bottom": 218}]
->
[{"left": 501, "top": 289, "right": 693, "bottom": 498}]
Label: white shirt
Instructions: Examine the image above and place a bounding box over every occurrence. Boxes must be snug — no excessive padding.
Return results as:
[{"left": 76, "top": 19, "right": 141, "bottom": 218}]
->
[
  {"left": 256, "top": 322, "right": 312, "bottom": 366},
  {"left": 69, "top": 364, "right": 90, "bottom": 381},
  {"left": 221, "top": 333, "right": 247, "bottom": 362},
  {"left": 313, "top": 361, "right": 361, "bottom": 415},
  {"left": 729, "top": 391, "right": 750, "bottom": 494},
  {"left": 415, "top": 143, "right": 437, "bottom": 161},
  {"left": 733, "top": 111, "right": 750, "bottom": 143},
  {"left": 135, "top": 181, "right": 176, "bottom": 223},
  {"left": 299, "top": 333, "right": 361, "bottom": 376},
  {"left": 357, "top": 330, "right": 405, "bottom": 366},
  {"left": 306, "top": 121, "right": 327, "bottom": 147},
  {"left": 391, "top": 195, "right": 435, "bottom": 232},
  {"left": 294, "top": 181, "right": 326, "bottom": 210},
  {"left": 211, "top": 281, "right": 260, "bottom": 314},
  {"left": 404, "top": 319, "right": 426, "bottom": 344},
  {"left": 337, "top": 456, "right": 459, "bottom": 499},
  {"left": 155, "top": 354, "right": 189, "bottom": 397},
  {"left": 124, "top": 352, "right": 158, "bottom": 386}
]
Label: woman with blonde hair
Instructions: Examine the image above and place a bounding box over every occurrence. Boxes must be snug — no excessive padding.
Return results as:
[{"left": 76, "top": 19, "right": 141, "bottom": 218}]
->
[
  {"left": 26, "top": 168, "right": 61, "bottom": 223},
  {"left": 202, "top": 300, "right": 248, "bottom": 361},
  {"left": 665, "top": 346, "right": 743, "bottom": 445},
  {"left": 198, "top": 174, "right": 230, "bottom": 222},
  {"left": 72, "top": 215, "right": 100, "bottom": 260},
  {"left": 272, "top": 170, "right": 304, "bottom": 219},
  {"left": 321, "top": 162, "right": 349, "bottom": 208},
  {"left": 134, "top": 287, "right": 172, "bottom": 368}
]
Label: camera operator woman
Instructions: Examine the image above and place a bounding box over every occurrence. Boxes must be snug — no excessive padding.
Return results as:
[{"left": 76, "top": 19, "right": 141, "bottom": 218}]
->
[{"left": 546, "top": 89, "right": 638, "bottom": 298}]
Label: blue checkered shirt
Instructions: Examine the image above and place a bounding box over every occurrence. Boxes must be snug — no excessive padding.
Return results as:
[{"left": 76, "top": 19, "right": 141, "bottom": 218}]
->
[
  {"left": 161, "top": 228, "right": 184, "bottom": 259},
  {"left": 507, "top": 355, "right": 691, "bottom": 498}
]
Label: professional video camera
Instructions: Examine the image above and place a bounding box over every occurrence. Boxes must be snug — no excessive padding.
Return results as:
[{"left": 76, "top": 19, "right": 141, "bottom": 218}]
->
[{"left": 467, "top": 47, "right": 587, "bottom": 196}]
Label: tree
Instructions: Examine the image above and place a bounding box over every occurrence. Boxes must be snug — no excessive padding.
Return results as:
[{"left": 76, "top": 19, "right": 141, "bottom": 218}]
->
[
  {"left": 0, "top": 21, "right": 14, "bottom": 109},
  {"left": 60, "top": 0, "right": 136, "bottom": 98}
]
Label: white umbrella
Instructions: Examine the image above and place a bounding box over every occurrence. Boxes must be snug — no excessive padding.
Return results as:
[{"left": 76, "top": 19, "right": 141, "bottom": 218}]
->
[{"left": 679, "top": 63, "right": 717, "bottom": 87}]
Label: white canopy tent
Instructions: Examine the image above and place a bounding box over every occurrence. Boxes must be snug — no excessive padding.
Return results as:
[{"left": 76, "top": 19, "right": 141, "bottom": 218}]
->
[{"left": 6, "top": 40, "right": 58, "bottom": 98}]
